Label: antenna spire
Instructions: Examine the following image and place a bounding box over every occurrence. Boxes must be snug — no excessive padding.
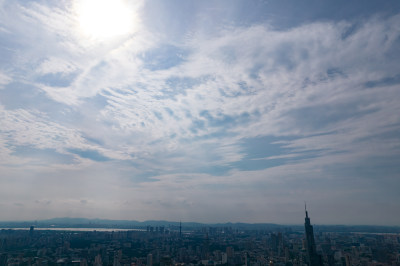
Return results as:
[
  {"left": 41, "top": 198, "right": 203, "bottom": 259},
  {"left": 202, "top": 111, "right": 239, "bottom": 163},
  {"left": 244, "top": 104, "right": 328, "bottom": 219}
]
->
[{"left": 305, "top": 201, "right": 308, "bottom": 218}]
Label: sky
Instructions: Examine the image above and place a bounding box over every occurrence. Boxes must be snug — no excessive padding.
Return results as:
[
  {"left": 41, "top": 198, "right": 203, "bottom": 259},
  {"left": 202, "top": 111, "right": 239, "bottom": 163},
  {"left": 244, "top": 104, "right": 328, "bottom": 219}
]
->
[{"left": 0, "top": 0, "right": 400, "bottom": 225}]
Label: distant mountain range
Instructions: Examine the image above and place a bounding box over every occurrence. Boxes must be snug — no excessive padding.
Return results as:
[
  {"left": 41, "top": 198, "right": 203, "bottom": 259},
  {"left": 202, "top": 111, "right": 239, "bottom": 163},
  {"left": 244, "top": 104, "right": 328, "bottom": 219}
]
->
[{"left": 0, "top": 218, "right": 399, "bottom": 233}]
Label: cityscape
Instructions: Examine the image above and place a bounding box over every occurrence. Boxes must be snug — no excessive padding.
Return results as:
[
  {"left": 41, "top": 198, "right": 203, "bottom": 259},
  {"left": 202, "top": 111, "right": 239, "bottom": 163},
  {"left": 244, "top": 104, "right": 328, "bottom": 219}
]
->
[{"left": 0, "top": 210, "right": 399, "bottom": 266}]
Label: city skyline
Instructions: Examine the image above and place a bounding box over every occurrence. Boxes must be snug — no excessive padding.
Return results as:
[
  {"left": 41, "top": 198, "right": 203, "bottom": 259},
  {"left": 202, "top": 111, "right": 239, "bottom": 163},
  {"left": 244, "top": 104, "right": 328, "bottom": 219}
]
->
[
  {"left": 1, "top": 219, "right": 398, "bottom": 265},
  {"left": 1, "top": 0, "right": 400, "bottom": 225}
]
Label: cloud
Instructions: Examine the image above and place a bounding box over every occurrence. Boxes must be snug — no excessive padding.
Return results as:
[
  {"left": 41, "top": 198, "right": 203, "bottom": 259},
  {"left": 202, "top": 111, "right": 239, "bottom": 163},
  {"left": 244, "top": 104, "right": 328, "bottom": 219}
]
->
[
  {"left": 0, "top": 0, "right": 399, "bottom": 224},
  {"left": 68, "top": 148, "right": 111, "bottom": 162},
  {"left": 0, "top": 71, "right": 11, "bottom": 87},
  {"left": 35, "top": 199, "right": 52, "bottom": 205},
  {"left": 11, "top": 146, "right": 76, "bottom": 165}
]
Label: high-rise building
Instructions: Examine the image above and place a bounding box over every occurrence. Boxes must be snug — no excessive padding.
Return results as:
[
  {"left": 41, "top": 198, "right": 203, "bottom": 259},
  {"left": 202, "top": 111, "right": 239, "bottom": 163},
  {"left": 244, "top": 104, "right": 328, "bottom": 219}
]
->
[
  {"left": 304, "top": 205, "right": 322, "bottom": 266},
  {"left": 94, "top": 254, "right": 102, "bottom": 266},
  {"left": 147, "top": 253, "right": 153, "bottom": 266},
  {"left": 29, "top": 225, "right": 34, "bottom": 237}
]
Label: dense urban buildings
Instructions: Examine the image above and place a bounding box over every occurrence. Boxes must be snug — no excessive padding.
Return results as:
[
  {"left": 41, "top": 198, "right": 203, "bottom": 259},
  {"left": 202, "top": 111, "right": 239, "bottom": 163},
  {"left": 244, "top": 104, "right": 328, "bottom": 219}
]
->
[{"left": 0, "top": 221, "right": 400, "bottom": 265}]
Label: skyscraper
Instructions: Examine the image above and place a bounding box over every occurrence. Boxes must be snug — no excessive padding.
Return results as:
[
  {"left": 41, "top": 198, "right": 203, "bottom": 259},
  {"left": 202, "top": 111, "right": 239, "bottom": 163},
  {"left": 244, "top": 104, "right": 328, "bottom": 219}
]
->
[
  {"left": 304, "top": 205, "right": 322, "bottom": 266},
  {"left": 147, "top": 253, "right": 153, "bottom": 266},
  {"left": 29, "top": 225, "right": 34, "bottom": 237}
]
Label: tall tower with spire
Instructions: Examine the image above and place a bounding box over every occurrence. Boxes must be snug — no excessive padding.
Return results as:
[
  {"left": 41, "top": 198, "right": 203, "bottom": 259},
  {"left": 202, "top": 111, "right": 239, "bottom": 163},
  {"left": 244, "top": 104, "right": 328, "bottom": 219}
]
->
[{"left": 304, "top": 204, "right": 322, "bottom": 266}]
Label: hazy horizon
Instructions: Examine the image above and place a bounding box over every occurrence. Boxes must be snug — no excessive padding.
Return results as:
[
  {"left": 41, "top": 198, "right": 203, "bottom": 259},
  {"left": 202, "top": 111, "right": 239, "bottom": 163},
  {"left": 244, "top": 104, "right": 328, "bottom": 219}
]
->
[
  {"left": 1, "top": 216, "right": 400, "bottom": 228},
  {"left": 1, "top": 0, "right": 400, "bottom": 225}
]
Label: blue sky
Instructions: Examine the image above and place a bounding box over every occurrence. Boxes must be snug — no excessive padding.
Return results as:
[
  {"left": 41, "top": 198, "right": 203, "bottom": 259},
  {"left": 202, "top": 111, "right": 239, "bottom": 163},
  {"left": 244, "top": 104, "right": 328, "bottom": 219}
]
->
[{"left": 0, "top": 0, "right": 400, "bottom": 225}]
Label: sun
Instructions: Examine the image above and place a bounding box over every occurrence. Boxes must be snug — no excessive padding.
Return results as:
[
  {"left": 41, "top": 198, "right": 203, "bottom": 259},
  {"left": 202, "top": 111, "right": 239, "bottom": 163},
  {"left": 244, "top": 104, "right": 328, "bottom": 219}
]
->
[{"left": 75, "top": 0, "right": 136, "bottom": 39}]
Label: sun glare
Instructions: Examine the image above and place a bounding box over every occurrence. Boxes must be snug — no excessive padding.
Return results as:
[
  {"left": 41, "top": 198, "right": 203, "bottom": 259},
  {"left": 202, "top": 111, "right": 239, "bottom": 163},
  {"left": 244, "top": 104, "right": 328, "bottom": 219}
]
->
[{"left": 76, "top": 0, "right": 135, "bottom": 39}]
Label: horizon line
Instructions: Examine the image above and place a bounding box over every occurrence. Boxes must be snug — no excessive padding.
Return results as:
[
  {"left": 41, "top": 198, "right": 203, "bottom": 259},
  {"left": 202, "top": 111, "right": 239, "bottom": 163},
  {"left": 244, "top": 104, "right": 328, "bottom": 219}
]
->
[{"left": 0, "top": 217, "right": 399, "bottom": 228}]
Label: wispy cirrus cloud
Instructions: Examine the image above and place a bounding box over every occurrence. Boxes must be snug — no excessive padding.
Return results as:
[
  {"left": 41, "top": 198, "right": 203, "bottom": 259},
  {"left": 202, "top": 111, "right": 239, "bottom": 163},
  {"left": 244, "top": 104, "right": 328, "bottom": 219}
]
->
[
  {"left": 0, "top": 71, "right": 11, "bottom": 87},
  {"left": 0, "top": 0, "right": 399, "bottom": 224}
]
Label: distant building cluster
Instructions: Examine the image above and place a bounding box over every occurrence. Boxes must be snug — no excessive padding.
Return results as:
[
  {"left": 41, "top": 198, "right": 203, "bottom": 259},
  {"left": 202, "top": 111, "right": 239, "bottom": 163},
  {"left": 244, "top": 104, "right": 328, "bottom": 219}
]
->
[{"left": 0, "top": 214, "right": 399, "bottom": 266}]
